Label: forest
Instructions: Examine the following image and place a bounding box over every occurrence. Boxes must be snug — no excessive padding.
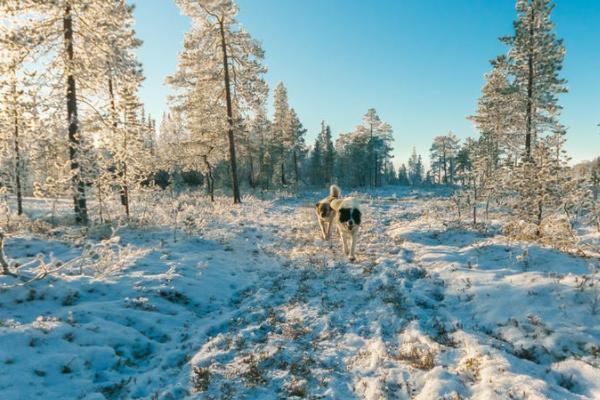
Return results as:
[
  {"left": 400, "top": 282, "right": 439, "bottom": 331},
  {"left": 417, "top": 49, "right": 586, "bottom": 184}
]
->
[{"left": 0, "top": 0, "right": 599, "bottom": 399}]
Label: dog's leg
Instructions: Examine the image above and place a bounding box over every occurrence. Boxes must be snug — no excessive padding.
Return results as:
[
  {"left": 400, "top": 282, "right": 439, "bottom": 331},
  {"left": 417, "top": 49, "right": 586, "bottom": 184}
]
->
[
  {"left": 338, "top": 227, "right": 348, "bottom": 255},
  {"left": 318, "top": 218, "right": 327, "bottom": 240},
  {"left": 325, "top": 215, "right": 334, "bottom": 247},
  {"left": 342, "top": 231, "right": 350, "bottom": 256},
  {"left": 349, "top": 229, "right": 358, "bottom": 261},
  {"left": 325, "top": 216, "right": 332, "bottom": 239}
]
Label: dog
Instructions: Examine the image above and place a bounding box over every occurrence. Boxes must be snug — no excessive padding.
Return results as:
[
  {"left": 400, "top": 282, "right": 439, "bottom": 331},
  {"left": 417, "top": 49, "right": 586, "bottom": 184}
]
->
[
  {"left": 315, "top": 184, "right": 341, "bottom": 240},
  {"left": 330, "top": 196, "right": 362, "bottom": 261}
]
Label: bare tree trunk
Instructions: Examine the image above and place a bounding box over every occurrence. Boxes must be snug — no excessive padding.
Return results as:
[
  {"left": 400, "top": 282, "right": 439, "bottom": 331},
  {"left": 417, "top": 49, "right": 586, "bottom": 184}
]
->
[
  {"left": 11, "top": 74, "right": 23, "bottom": 216},
  {"left": 218, "top": 18, "right": 241, "bottom": 204},
  {"left": 63, "top": 1, "right": 88, "bottom": 225},
  {"left": 281, "top": 161, "right": 286, "bottom": 186}
]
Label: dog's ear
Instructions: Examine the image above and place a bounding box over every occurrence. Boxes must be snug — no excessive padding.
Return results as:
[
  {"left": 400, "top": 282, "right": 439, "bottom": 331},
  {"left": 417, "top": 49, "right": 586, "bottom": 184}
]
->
[{"left": 315, "top": 202, "right": 320, "bottom": 208}]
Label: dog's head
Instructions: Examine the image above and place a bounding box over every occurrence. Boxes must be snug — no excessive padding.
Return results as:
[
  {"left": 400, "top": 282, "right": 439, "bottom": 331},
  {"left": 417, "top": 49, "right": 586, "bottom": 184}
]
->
[
  {"left": 338, "top": 207, "right": 361, "bottom": 231},
  {"left": 331, "top": 198, "right": 361, "bottom": 231},
  {"left": 315, "top": 202, "right": 332, "bottom": 218}
]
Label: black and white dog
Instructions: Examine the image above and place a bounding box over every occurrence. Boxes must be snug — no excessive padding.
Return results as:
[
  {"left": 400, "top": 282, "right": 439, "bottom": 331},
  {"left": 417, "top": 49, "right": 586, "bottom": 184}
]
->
[
  {"left": 315, "top": 184, "right": 341, "bottom": 240},
  {"left": 330, "top": 196, "right": 362, "bottom": 261}
]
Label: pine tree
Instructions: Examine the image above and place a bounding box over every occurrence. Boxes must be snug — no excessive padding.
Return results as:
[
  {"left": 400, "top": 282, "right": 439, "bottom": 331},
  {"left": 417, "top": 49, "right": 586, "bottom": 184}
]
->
[
  {"left": 357, "top": 109, "right": 394, "bottom": 187},
  {"left": 407, "top": 147, "right": 423, "bottom": 186},
  {"left": 429, "top": 132, "right": 460, "bottom": 184},
  {"left": 271, "top": 82, "right": 290, "bottom": 186},
  {"left": 469, "top": 56, "right": 521, "bottom": 166},
  {"left": 309, "top": 138, "right": 323, "bottom": 186},
  {"left": 397, "top": 164, "right": 410, "bottom": 186},
  {"left": 320, "top": 122, "right": 336, "bottom": 185},
  {"left": 502, "top": 0, "right": 567, "bottom": 159},
  {"left": 287, "top": 109, "right": 307, "bottom": 188},
  {"left": 172, "top": 0, "right": 268, "bottom": 204}
]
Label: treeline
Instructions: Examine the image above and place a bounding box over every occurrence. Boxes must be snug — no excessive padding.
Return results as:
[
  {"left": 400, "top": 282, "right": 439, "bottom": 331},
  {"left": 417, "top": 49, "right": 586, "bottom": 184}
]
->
[{"left": 0, "top": 0, "right": 402, "bottom": 226}]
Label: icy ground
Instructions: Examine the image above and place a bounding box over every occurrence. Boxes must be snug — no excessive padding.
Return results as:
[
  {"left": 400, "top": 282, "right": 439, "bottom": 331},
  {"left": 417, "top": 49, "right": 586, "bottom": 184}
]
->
[{"left": 1, "top": 189, "right": 599, "bottom": 399}]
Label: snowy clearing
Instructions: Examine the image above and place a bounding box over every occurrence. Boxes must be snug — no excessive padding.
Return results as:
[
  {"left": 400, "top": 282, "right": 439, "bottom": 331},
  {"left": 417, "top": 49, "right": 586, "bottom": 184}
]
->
[{"left": 1, "top": 188, "right": 599, "bottom": 400}]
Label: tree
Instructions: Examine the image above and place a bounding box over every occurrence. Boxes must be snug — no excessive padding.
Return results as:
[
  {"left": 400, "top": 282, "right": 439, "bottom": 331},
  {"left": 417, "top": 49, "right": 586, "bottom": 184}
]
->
[
  {"left": 173, "top": 0, "right": 268, "bottom": 204},
  {"left": 357, "top": 109, "right": 394, "bottom": 187},
  {"left": 592, "top": 157, "right": 600, "bottom": 202},
  {"left": 271, "top": 82, "right": 290, "bottom": 186},
  {"left": 2, "top": 0, "right": 151, "bottom": 224},
  {"left": 429, "top": 132, "right": 460, "bottom": 184},
  {"left": 320, "top": 122, "right": 336, "bottom": 185},
  {"left": 0, "top": 42, "right": 33, "bottom": 216},
  {"left": 407, "top": 147, "right": 424, "bottom": 186},
  {"left": 287, "top": 108, "right": 306, "bottom": 187},
  {"left": 502, "top": 0, "right": 567, "bottom": 159},
  {"left": 397, "top": 164, "right": 410, "bottom": 186}
]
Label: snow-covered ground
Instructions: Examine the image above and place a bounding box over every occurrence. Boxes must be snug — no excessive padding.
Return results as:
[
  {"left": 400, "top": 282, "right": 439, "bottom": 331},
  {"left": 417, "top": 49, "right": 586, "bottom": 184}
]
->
[{"left": 1, "top": 188, "right": 599, "bottom": 399}]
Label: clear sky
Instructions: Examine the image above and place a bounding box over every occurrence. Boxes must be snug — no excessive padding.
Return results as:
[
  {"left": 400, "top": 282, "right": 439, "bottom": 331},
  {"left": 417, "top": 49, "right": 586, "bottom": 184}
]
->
[{"left": 132, "top": 0, "right": 600, "bottom": 166}]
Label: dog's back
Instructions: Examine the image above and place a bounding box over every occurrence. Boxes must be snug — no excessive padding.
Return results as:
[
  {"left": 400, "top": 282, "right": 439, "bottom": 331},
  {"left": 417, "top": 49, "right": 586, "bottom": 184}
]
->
[{"left": 315, "top": 185, "right": 341, "bottom": 218}]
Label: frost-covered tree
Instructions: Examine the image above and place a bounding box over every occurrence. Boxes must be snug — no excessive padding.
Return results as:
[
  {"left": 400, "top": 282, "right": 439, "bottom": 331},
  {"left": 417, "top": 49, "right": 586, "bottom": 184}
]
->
[
  {"left": 469, "top": 56, "right": 522, "bottom": 165},
  {"left": 429, "top": 132, "right": 460, "bottom": 184},
  {"left": 287, "top": 108, "right": 307, "bottom": 187},
  {"left": 309, "top": 121, "right": 336, "bottom": 187},
  {"left": 407, "top": 147, "right": 424, "bottom": 186},
  {"left": 502, "top": 0, "right": 567, "bottom": 159},
  {"left": 320, "top": 122, "right": 336, "bottom": 185},
  {"left": 271, "top": 82, "right": 290, "bottom": 186},
  {"left": 357, "top": 109, "right": 394, "bottom": 187},
  {"left": 592, "top": 157, "right": 600, "bottom": 202},
  {"left": 0, "top": 42, "right": 34, "bottom": 216},
  {"left": 171, "top": 0, "right": 268, "bottom": 204},
  {"left": 1, "top": 0, "right": 151, "bottom": 224},
  {"left": 397, "top": 164, "right": 410, "bottom": 186}
]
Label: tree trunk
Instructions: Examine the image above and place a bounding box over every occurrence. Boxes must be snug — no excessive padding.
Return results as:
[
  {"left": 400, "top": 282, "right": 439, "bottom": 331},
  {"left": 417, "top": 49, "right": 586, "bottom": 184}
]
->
[
  {"left": 121, "top": 108, "right": 130, "bottom": 219},
  {"left": 281, "top": 161, "right": 286, "bottom": 186},
  {"left": 203, "top": 155, "right": 214, "bottom": 202},
  {"left": 248, "top": 155, "right": 256, "bottom": 188},
  {"left": 108, "top": 75, "right": 129, "bottom": 219},
  {"left": 536, "top": 200, "right": 543, "bottom": 237},
  {"left": 525, "top": 7, "right": 535, "bottom": 159},
  {"left": 11, "top": 75, "right": 23, "bottom": 216},
  {"left": 63, "top": 1, "right": 89, "bottom": 225},
  {"left": 374, "top": 154, "right": 379, "bottom": 187},
  {"left": 293, "top": 149, "right": 299, "bottom": 188},
  {"left": 473, "top": 183, "right": 477, "bottom": 226},
  {"left": 218, "top": 18, "right": 241, "bottom": 204}
]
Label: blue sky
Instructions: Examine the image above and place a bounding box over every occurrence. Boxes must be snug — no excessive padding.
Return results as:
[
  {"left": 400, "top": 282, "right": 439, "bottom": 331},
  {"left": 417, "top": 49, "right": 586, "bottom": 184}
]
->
[{"left": 132, "top": 0, "right": 600, "bottom": 165}]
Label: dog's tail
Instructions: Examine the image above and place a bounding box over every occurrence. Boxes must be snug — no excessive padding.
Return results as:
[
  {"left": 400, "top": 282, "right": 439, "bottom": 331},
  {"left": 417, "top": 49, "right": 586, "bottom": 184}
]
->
[{"left": 329, "top": 184, "right": 341, "bottom": 199}]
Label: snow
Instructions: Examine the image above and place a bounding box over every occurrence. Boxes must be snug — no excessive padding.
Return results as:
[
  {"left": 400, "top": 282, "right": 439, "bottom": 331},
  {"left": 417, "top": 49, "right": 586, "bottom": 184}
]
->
[{"left": 1, "top": 188, "right": 598, "bottom": 399}]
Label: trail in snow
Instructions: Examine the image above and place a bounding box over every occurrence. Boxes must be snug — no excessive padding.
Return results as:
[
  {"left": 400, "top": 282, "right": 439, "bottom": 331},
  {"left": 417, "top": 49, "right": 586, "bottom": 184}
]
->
[{"left": 0, "top": 190, "right": 598, "bottom": 399}]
